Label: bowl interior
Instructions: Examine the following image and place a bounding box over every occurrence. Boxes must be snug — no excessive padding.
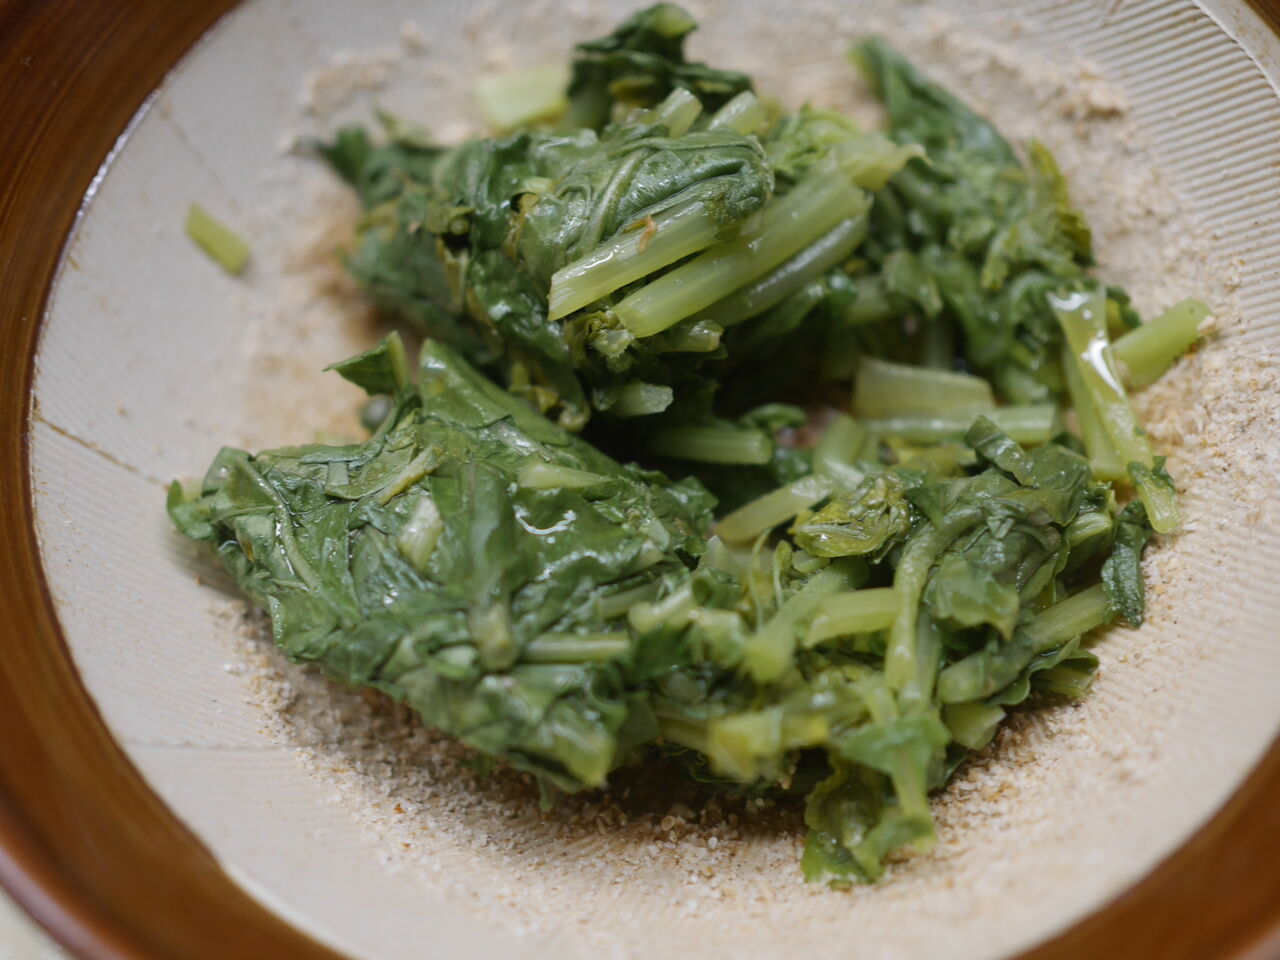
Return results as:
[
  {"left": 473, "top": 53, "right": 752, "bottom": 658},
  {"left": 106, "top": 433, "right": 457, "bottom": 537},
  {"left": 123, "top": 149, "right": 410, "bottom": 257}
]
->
[{"left": 29, "top": 1, "right": 1280, "bottom": 958}]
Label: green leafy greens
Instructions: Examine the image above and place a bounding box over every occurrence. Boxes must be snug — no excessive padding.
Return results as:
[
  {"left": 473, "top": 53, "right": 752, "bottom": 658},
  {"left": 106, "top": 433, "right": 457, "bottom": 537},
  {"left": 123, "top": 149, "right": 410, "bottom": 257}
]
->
[{"left": 173, "top": 7, "right": 1205, "bottom": 885}]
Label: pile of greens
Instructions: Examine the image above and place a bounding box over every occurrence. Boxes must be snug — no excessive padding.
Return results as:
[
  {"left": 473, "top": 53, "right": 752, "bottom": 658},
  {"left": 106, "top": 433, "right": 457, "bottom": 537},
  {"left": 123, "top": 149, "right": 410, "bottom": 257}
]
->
[{"left": 171, "top": 6, "right": 1207, "bottom": 884}]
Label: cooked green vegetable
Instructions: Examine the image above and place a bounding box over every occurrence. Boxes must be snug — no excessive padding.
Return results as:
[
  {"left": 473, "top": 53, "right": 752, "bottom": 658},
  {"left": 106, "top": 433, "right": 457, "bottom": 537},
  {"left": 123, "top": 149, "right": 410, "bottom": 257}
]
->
[
  {"left": 565, "top": 3, "right": 752, "bottom": 129},
  {"left": 171, "top": 336, "right": 713, "bottom": 789},
  {"left": 185, "top": 202, "right": 250, "bottom": 274},
  {"left": 853, "top": 356, "right": 994, "bottom": 418},
  {"left": 850, "top": 38, "right": 1095, "bottom": 403},
  {"left": 319, "top": 116, "right": 777, "bottom": 430},
  {"left": 1112, "top": 297, "right": 1210, "bottom": 389},
  {"left": 859, "top": 403, "right": 1058, "bottom": 445},
  {"left": 1050, "top": 287, "right": 1178, "bottom": 533},
  {"left": 476, "top": 63, "right": 571, "bottom": 131},
  {"left": 174, "top": 7, "right": 1205, "bottom": 887}
]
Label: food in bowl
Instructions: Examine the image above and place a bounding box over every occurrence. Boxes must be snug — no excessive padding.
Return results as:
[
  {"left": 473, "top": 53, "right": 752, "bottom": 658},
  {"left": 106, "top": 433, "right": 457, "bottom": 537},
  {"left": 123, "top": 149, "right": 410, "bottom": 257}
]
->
[{"left": 168, "top": 4, "right": 1206, "bottom": 886}]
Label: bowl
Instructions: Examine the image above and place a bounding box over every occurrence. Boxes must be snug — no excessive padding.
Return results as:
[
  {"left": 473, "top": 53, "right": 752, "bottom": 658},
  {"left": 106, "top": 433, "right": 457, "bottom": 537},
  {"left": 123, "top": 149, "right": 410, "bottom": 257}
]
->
[{"left": 2, "top": 1, "right": 1280, "bottom": 958}]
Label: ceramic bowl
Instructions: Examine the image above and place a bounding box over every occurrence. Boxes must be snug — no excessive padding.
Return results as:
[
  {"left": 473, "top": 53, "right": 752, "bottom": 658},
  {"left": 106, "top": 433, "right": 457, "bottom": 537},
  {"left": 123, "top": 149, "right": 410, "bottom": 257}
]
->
[{"left": 2, "top": 2, "right": 1279, "bottom": 958}]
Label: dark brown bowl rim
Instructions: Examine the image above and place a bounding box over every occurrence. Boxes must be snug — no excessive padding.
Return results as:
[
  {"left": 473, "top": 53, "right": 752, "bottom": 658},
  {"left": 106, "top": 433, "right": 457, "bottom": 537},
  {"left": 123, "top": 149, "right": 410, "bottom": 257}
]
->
[{"left": 1, "top": 1, "right": 1278, "bottom": 958}]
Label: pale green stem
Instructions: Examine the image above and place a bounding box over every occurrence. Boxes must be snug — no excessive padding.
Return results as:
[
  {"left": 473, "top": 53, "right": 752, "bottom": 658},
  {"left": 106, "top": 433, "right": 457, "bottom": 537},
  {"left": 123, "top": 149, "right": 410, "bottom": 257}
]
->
[
  {"left": 943, "top": 702, "right": 1005, "bottom": 750},
  {"left": 628, "top": 583, "right": 696, "bottom": 634},
  {"left": 853, "top": 356, "right": 994, "bottom": 418},
  {"left": 605, "top": 382, "right": 674, "bottom": 417},
  {"left": 1051, "top": 288, "right": 1178, "bottom": 532},
  {"left": 614, "top": 169, "right": 870, "bottom": 337},
  {"left": 1111, "top": 297, "right": 1211, "bottom": 389},
  {"left": 812, "top": 414, "right": 869, "bottom": 492},
  {"left": 548, "top": 199, "right": 730, "bottom": 321},
  {"left": 861, "top": 404, "right": 1056, "bottom": 445},
  {"left": 1061, "top": 341, "right": 1125, "bottom": 481},
  {"left": 396, "top": 494, "right": 444, "bottom": 574},
  {"left": 716, "top": 474, "right": 834, "bottom": 543},
  {"left": 744, "top": 562, "right": 860, "bottom": 683},
  {"left": 517, "top": 460, "right": 612, "bottom": 490},
  {"left": 655, "top": 711, "right": 712, "bottom": 755},
  {"left": 186, "top": 203, "right": 250, "bottom": 275},
  {"left": 698, "top": 214, "right": 868, "bottom": 329},
  {"left": 652, "top": 319, "right": 723, "bottom": 353},
  {"left": 936, "top": 583, "right": 1110, "bottom": 703},
  {"left": 645, "top": 87, "right": 702, "bottom": 136},
  {"left": 475, "top": 63, "right": 570, "bottom": 130},
  {"left": 805, "top": 587, "right": 898, "bottom": 647},
  {"left": 523, "top": 632, "right": 631, "bottom": 663},
  {"left": 376, "top": 449, "right": 435, "bottom": 504},
  {"left": 885, "top": 506, "right": 982, "bottom": 697},
  {"left": 707, "top": 90, "right": 768, "bottom": 134},
  {"left": 595, "top": 580, "right": 663, "bottom": 621},
  {"left": 648, "top": 426, "right": 773, "bottom": 465},
  {"left": 1065, "top": 509, "right": 1112, "bottom": 546},
  {"left": 1022, "top": 583, "right": 1109, "bottom": 647}
]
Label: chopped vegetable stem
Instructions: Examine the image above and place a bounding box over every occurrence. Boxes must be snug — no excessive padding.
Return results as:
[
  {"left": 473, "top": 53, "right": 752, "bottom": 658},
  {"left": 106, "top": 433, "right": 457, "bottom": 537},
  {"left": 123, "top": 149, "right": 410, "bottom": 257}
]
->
[
  {"left": 548, "top": 199, "right": 730, "bottom": 320},
  {"left": 806, "top": 588, "right": 898, "bottom": 646},
  {"left": 885, "top": 507, "right": 982, "bottom": 699},
  {"left": 936, "top": 584, "right": 1110, "bottom": 703},
  {"left": 1065, "top": 509, "right": 1112, "bottom": 546},
  {"left": 717, "top": 474, "right": 834, "bottom": 542},
  {"left": 628, "top": 584, "right": 696, "bottom": 633},
  {"left": 607, "top": 382, "right": 675, "bottom": 417},
  {"left": 943, "top": 702, "right": 1005, "bottom": 750},
  {"left": 595, "top": 581, "right": 663, "bottom": 621},
  {"left": 1060, "top": 341, "right": 1125, "bottom": 481},
  {"left": 524, "top": 632, "right": 631, "bottom": 662},
  {"left": 395, "top": 495, "right": 444, "bottom": 573},
  {"left": 648, "top": 426, "right": 773, "bottom": 465},
  {"left": 812, "top": 414, "right": 869, "bottom": 491},
  {"left": 861, "top": 405, "right": 1056, "bottom": 445},
  {"left": 1022, "top": 583, "right": 1110, "bottom": 647},
  {"left": 476, "top": 63, "right": 570, "bottom": 130},
  {"left": 1051, "top": 288, "right": 1178, "bottom": 532},
  {"left": 699, "top": 215, "right": 868, "bottom": 329},
  {"left": 655, "top": 712, "right": 712, "bottom": 755},
  {"left": 1111, "top": 297, "right": 1210, "bottom": 389},
  {"left": 707, "top": 90, "right": 768, "bottom": 134},
  {"left": 1036, "top": 664, "right": 1095, "bottom": 698},
  {"left": 185, "top": 203, "right": 250, "bottom": 275},
  {"left": 854, "top": 356, "right": 994, "bottom": 419},
  {"left": 644, "top": 87, "right": 703, "bottom": 136},
  {"left": 614, "top": 169, "right": 871, "bottom": 337},
  {"left": 517, "top": 460, "right": 612, "bottom": 490},
  {"left": 745, "top": 562, "right": 859, "bottom": 682}
]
